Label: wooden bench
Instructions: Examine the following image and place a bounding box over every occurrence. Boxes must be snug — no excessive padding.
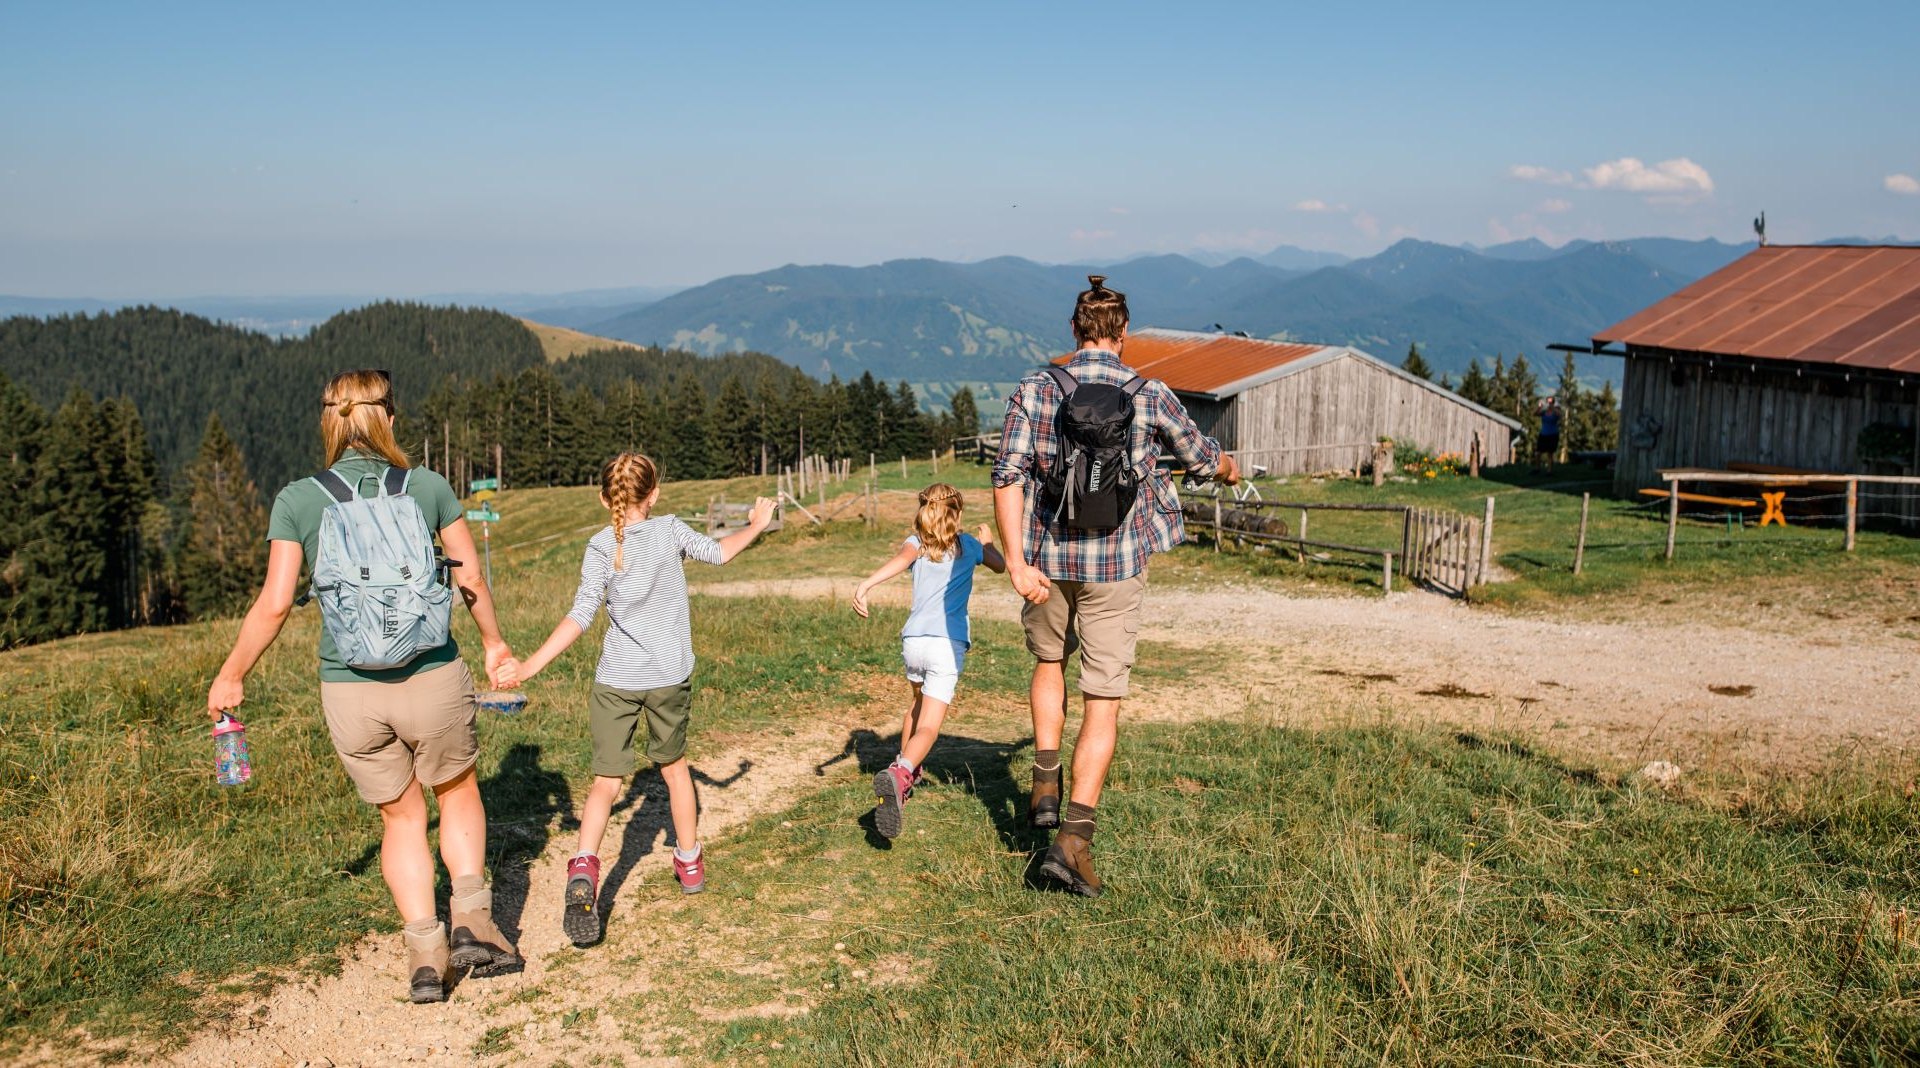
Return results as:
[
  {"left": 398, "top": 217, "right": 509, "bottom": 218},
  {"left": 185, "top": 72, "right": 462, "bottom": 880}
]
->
[{"left": 1637, "top": 488, "right": 1759, "bottom": 508}]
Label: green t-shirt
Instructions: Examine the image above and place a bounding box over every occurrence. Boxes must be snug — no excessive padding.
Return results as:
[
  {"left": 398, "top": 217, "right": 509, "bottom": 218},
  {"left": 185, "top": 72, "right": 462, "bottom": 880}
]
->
[{"left": 267, "top": 450, "right": 466, "bottom": 683}]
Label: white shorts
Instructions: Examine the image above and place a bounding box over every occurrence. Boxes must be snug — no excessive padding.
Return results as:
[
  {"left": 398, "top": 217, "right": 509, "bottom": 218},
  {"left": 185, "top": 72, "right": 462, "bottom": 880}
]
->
[{"left": 901, "top": 636, "right": 967, "bottom": 704}]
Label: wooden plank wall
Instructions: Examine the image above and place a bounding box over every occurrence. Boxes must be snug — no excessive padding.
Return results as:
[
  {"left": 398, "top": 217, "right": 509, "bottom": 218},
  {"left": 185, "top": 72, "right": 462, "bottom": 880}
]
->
[
  {"left": 1614, "top": 353, "right": 1920, "bottom": 524},
  {"left": 1212, "top": 355, "right": 1517, "bottom": 476}
]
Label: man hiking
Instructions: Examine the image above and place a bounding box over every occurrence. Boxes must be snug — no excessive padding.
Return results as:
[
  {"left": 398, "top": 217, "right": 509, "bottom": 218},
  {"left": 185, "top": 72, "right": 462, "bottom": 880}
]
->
[{"left": 992, "top": 274, "right": 1239, "bottom": 897}]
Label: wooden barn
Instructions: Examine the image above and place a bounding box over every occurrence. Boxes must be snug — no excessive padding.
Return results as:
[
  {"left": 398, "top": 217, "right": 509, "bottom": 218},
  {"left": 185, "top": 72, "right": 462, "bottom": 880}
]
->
[
  {"left": 1593, "top": 245, "right": 1920, "bottom": 523},
  {"left": 1056, "top": 328, "right": 1520, "bottom": 474}
]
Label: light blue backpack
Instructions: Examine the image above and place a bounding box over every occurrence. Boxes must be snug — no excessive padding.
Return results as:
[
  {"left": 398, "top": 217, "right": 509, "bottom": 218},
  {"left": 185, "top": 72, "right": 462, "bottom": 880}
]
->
[{"left": 307, "top": 466, "right": 453, "bottom": 670}]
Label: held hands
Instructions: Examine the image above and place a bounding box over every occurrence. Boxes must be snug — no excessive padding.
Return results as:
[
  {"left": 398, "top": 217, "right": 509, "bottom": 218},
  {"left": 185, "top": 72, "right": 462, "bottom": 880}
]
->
[
  {"left": 483, "top": 641, "right": 519, "bottom": 690},
  {"left": 1009, "top": 561, "right": 1051, "bottom": 605},
  {"left": 975, "top": 522, "right": 995, "bottom": 545},
  {"left": 748, "top": 496, "right": 778, "bottom": 530}
]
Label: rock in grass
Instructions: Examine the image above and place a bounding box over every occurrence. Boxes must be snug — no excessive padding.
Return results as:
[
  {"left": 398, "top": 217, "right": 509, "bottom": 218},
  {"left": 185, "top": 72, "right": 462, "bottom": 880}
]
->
[{"left": 1635, "top": 760, "right": 1683, "bottom": 790}]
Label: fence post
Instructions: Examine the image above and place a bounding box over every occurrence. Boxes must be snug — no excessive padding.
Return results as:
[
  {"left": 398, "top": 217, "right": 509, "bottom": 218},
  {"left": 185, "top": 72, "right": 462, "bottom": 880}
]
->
[
  {"left": 1846, "top": 478, "right": 1858, "bottom": 551},
  {"left": 1665, "top": 475, "right": 1680, "bottom": 560},
  {"left": 1382, "top": 551, "right": 1393, "bottom": 595},
  {"left": 1574, "top": 492, "right": 1591, "bottom": 575},
  {"left": 901, "top": 455, "right": 908, "bottom": 480},
  {"left": 1400, "top": 507, "right": 1411, "bottom": 582},
  {"left": 1469, "top": 430, "right": 1481, "bottom": 479},
  {"left": 1479, "top": 496, "right": 1494, "bottom": 587},
  {"left": 1213, "top": 495, "right": 1222, "bottom": 552},
  {"left": 1298, "top": 509, "right": 1308, "bottom": 563},
  {"left": 870, "top": 452, "right": 876, "bottom": 482}
]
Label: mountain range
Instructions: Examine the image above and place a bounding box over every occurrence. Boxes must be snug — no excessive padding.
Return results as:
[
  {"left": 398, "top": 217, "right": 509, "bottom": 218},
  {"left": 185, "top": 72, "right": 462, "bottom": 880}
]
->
[{"left": 581, "top": 237, "right": 1757, "bottom": 387}]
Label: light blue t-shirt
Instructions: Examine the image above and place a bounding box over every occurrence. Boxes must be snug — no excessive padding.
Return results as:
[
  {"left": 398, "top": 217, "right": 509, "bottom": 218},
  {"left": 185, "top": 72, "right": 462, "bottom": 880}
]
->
[{"left": 901, "top": 533, "right": 985, "bottom": 646}]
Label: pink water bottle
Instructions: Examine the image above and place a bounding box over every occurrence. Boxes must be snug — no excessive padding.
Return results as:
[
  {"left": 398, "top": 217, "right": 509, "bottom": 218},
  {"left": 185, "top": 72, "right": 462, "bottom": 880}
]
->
[{"left": 212, "top": 713, "right": 252, "bottom": 786}]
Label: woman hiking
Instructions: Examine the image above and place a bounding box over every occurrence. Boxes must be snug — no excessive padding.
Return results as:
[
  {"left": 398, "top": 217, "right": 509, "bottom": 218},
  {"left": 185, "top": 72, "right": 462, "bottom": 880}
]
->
[{"left": 205, "top": 368, "right": 523, "bottom": 1003}]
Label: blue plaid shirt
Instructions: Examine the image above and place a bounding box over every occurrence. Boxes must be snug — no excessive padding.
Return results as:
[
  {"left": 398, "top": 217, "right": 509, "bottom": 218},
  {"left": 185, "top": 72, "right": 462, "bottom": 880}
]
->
[{"left": 993, "top": 349, "right": 1224, "bottom": 583}]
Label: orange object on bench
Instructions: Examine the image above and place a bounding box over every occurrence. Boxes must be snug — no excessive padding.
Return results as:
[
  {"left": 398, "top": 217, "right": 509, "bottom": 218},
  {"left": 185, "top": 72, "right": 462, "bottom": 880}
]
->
[{"left": 1637, "top": 488, "right": 1760, "bottom": 509}]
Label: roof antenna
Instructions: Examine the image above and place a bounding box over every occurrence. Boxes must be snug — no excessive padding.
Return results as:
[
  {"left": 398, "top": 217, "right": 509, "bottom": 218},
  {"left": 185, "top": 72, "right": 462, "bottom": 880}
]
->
[{"left": 1753, "top": 211, "right": 1767, "bottom": 247}]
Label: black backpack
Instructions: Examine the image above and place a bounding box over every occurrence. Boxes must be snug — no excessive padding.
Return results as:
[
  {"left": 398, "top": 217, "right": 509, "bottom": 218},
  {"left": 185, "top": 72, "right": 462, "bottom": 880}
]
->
[{"left": 1041, "top": 365, "right": 1148, "bottom": 531}]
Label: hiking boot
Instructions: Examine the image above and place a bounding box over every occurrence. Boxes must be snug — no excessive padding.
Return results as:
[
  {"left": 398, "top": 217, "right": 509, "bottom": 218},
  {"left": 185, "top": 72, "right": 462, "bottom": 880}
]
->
[
  {"left": 673, "top": 849, "right": 706, "bottom": 894},
  {"left": 873, "top": 764, "right": 915, "bottom": 839},
  {"left": 1039, "top": 832, "right": 1103, "bottom": 898},
  {"left": 449, "top": 888, "right": 523, "bottom": 975},
  {"left": 562, "top": 854, "right": 603, "bottom": 947},
  {"left": 403, "top": 922, "right": 450, "bottom": 1003},
  {"left": 1029, "top": 772, "right": 1061, "bottom": 830}
]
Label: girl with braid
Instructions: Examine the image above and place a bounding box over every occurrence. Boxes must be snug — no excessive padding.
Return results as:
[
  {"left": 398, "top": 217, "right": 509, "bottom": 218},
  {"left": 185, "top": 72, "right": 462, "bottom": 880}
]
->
[{"left": 507, "top": 452, "right": 775, "bottom": 946}]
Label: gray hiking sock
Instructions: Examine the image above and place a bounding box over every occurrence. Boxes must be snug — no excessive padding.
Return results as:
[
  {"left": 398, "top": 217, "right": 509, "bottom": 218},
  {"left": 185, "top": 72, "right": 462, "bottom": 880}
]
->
[
  {"left": 1062, "top": 801, "right": 1097, "bottom": 841},
  {"left": 403, "top": 917, "right": 442, "bottom": 938},
  {"left": 674, "top": 843, "right": 702, "bottom": 863}
]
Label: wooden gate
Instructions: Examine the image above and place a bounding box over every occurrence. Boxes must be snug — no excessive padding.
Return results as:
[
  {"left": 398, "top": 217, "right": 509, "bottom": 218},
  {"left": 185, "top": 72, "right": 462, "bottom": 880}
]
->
[{"left": 1401, "top": 506, "right": 1486, "bottom": 597}]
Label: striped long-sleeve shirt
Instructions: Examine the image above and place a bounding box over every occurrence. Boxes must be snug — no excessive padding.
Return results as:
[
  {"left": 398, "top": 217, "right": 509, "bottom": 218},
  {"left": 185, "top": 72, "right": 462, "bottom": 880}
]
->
[
  {"left": 992, "top": 348, "right": 1225, "bottom": 583},
  {"left": 566, "top": 516, "right": 724, "bottom": 690}
]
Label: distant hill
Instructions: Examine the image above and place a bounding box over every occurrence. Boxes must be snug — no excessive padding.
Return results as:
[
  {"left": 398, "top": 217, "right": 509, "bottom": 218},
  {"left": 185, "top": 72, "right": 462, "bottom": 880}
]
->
[{"left": 519, "top": 318, "right": 644, "bottom": 361}]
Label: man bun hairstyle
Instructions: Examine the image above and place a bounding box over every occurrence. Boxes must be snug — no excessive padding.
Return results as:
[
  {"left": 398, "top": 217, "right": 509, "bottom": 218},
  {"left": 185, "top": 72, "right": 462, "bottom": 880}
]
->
[{"left": 1072, "top": 274, "right": 1129, "bottom": 344}]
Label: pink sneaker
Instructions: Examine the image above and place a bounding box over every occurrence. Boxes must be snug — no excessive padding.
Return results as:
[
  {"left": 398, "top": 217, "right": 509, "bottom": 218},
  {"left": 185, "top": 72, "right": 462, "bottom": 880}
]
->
[
  {"left": 673, "top": 848, "right": 706, "bottom": 894},
  {"left": 873, "top": 763, "right": 915, "bottom": 839},
  {"left": 563, "top": 854, "right": 602, "bottom": 946}
]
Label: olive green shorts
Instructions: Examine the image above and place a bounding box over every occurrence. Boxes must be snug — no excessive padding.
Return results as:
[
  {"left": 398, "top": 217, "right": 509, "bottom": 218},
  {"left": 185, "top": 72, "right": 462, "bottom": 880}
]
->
[{"left": 588, "top": 678, "right": 694, "bottom": 776}]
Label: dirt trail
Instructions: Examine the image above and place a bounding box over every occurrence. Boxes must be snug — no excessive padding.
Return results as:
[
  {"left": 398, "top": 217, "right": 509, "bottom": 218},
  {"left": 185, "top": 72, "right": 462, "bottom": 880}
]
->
[
  {"left": 159, "top": 709, "right": 889, "bottom": 1068},
  {"left": 699, "top": 576, "right": 1920, "bottom": 772},
  {"left": 96, "top": 580, "right": 1916, "bottom": 1066}
]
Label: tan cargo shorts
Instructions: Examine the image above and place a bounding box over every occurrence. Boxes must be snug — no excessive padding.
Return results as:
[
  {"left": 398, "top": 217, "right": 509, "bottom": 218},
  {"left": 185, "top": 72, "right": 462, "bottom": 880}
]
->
[
  {"left": 1020, "top": 571, "right": 1148, "bottom": 699},
  {"left": 319, "top": 659, "right": 479, "bottom": 805}
]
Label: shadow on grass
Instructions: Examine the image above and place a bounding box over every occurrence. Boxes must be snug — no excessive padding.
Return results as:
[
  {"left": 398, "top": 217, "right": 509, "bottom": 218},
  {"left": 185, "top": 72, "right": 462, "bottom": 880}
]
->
[
  {"left": 480, "top": 742, "right": 576, "bottom": 944},
  {"left": 587, "top": 756, "right": 753, "bottom": 943},
  {"left": 819, "top": 726, "right": 1057, "bottom": 886}
]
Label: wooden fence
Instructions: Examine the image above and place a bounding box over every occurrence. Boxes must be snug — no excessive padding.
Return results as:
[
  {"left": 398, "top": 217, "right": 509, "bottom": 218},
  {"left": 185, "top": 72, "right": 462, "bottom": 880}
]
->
[{"left": 1182, "top": 493, "right": 1492, "bottom": 598}]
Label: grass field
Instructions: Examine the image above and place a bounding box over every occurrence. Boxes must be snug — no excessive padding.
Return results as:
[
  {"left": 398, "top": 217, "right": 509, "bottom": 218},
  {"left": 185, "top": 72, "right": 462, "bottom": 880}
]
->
[{"left": 4, "top": 460, "right": 1919, "bottom": 1062}]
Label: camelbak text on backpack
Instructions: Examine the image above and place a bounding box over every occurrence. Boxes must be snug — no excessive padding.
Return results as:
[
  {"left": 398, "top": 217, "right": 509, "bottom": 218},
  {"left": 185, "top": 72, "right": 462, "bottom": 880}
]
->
[{"left": 1041, "top": 366, "right": 1148, "bottom": 531}]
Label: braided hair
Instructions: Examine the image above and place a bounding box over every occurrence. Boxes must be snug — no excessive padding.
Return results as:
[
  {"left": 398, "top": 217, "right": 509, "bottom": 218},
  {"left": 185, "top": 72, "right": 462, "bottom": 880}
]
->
[{"left": 600, "top": 452, "right": 660, "bottom": 571}]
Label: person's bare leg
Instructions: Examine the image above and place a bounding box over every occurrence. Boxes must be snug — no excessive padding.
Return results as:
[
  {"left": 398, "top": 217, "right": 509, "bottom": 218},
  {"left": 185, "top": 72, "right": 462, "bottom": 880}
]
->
[
  {"left": 1031, "top": 659, "right": 1066, "bottom": 751},
  {"left": 573, "top": 774, "right": 627, "bottom": 857},
  {"left": 377, "top": 779, "right": 436, "bottom": 923},
  {"left": 1067, "top": 698, "right": 1121, "bottom": 808},
  {"left": 900, "top": 693, "right": 950, "bottom": 767},
  {"left": 898, "top": 684, "right": 924, "bottom": 761},
  {"left": 432, "top": 766, "right": 486, "bottom": 880},
  {"left": 659, "top": 757, "right": 699, "bottom": 852}
]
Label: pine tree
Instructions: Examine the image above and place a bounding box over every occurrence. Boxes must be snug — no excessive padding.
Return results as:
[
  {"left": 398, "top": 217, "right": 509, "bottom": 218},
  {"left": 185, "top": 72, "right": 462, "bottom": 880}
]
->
[
  {"left": 709, "top": 374, "right": 757, "bottom": 476},
  {"left": 1456, "top": 360, "right": 1491, "bottom": 407},
  {"left": 1402, "top": 343, "right": 1434, "bottom": 381},
  {"left": 949, "top": 386, "right": 980, "bottom": 441},
  {"left": 887, "top": 382, "right": 930, "bottom": 458},
  {"left": 17, "top": 390, "right": 115, "bottom": 641},
  {"left": 0, "top": 374, "right": 48, "bottom": 646},
  {"left": 664, "top": 375, "right": 713, "bottom": 480},
  {"left": 177, "top": 413, "right": 268, "bottom": 620},
  {"left": 98, "top": 398, "right": 159, "bottom": 627}
]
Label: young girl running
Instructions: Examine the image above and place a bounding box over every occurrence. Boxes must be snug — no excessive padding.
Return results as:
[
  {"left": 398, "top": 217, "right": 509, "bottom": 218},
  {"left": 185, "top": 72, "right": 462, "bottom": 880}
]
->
[
  {"left": 508, "top": 453, "right": 775, "bottom": 946},
  {"left": 852, "top": 483, "right": 1006, "bottom": 838}
]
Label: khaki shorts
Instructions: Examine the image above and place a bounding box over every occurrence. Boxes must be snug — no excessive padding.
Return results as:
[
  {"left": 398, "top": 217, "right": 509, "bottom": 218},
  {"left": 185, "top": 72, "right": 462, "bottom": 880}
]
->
[
  {"left": 589, "top": 679, "right": 694, "bottom": 776},
  {"left": 1021, "top": 571, "right": 1148, "bottom": 699},
  {"left": 319, "top": 659, "right": 479, "bottom": 805}
]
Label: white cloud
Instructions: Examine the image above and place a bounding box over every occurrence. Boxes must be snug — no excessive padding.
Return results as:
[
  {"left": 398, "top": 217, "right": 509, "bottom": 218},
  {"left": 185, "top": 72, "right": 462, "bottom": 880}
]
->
[
  {"left": 1582, "top": 156, "right": 1714, "bottom": 196},
  {"left": 1538, "top": 198, "right": 1572, "bottom": 214},
  {"left": 1292, "top": 198, "right": 1347, "bottom": 213},
  {"left": 1886, "top": 174, "right": 1920, "bottom": 195},
  {"left": 1510, "top": 164, "right": 1574, "bottom": 186}
]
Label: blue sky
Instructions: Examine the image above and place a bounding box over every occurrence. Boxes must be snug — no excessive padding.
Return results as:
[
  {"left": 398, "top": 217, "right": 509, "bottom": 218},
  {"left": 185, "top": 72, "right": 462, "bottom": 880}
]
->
[{"left": 2, "top": 1, "right": 1916, "bottom": 297}]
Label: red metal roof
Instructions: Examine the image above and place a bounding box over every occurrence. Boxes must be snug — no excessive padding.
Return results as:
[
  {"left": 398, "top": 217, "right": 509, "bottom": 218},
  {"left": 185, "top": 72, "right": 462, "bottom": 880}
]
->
[
  {"left": 1594, "top": 245, "right": 1920, "bottom": 372},
  {"left": 1052, "top": 328, "right": 1332, "bottom": 396}
]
